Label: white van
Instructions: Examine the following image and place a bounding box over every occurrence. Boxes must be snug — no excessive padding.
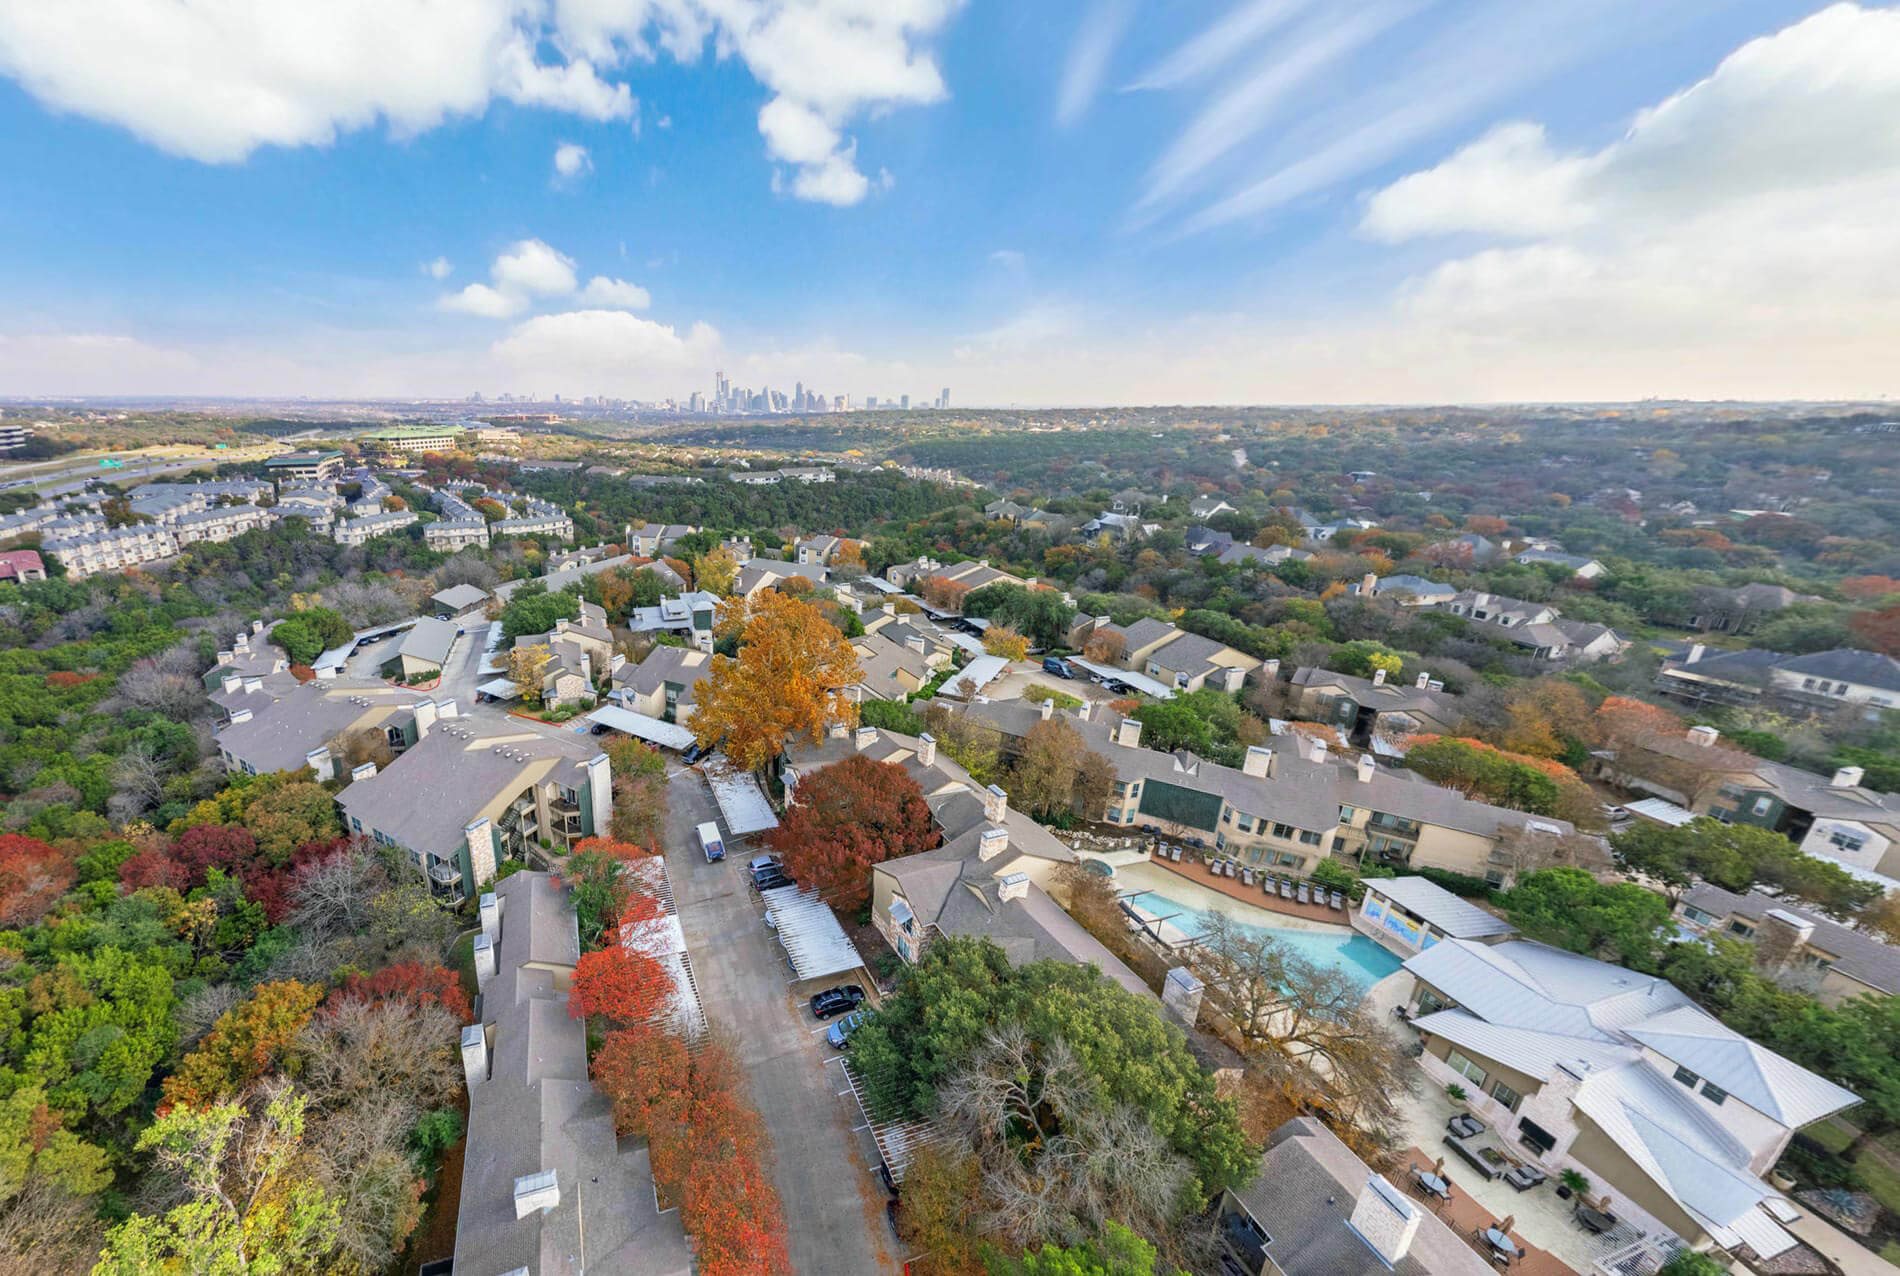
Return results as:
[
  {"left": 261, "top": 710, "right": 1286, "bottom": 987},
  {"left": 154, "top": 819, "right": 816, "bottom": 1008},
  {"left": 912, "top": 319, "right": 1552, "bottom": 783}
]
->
[{"left": 696, "top": 821, "right": 726, "bottom": 863}]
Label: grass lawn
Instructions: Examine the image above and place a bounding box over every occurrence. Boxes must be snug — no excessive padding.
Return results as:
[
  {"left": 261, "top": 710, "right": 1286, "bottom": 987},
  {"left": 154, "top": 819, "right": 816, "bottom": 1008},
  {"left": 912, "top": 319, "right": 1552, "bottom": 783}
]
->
[
  {"left": 1809, "top": 1118, "right": 1857, "bottom": 1155},
  {"left": 1855, "top": 1152, "right": 1900, "bottom": 1217}
]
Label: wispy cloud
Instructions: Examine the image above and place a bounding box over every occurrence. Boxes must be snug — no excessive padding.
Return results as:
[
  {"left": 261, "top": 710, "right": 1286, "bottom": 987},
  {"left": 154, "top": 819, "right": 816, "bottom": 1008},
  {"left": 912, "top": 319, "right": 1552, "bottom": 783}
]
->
[
  {"left": 1124, "top": 0, "right": 1312, "bottom": 92},
  {"left": 1056, "top": 0, "right": 1136, "bottom": 128}
]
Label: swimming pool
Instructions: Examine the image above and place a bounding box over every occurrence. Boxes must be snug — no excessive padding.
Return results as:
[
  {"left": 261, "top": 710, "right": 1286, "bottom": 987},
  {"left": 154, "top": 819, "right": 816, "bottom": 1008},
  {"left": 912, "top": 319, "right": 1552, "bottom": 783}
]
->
[{"left": 1122, "top": 889, "right": 1403, "bottom": 991}]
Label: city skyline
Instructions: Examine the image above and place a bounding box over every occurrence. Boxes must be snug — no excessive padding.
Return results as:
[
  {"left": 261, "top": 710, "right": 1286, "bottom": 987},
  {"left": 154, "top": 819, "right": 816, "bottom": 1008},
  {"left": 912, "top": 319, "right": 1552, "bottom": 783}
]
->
[{"left": 1, "top": 2, "right": 1897, "bottom": 404}]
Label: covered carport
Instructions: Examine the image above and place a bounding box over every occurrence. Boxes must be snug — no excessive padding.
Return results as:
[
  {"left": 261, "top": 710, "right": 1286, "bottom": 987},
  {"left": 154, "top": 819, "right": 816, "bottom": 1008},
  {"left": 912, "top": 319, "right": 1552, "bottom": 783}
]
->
[
  {"left": 585, "top": 704, "right": 695, "bottom": 752},
  {"left": 760, "top": 883, "right": 867, "bottom": 990},
  {"left": 1070, "top": 657, "right": 1176, "bottom": 700},
  {"left": 704, "top": 761, "right": 779, "bottom": 836}
]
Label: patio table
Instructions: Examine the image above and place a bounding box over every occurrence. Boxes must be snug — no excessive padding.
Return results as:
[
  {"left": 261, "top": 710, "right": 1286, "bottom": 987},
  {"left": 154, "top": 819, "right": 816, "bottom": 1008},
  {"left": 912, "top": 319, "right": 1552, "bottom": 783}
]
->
[{"left": 1412, "top": 1170, "right": 1451, "bottom": 1200}]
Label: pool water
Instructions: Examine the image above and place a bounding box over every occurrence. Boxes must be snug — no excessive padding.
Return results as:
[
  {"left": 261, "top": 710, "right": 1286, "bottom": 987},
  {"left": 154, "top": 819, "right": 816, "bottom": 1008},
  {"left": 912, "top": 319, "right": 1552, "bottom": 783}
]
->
[{"left": 1122, "top": 890, "right": 1403, "bottom": 991}]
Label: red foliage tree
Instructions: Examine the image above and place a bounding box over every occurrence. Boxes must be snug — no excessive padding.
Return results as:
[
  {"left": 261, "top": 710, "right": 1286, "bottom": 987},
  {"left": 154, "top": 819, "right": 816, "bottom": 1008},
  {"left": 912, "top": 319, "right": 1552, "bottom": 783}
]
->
[
  {"left": 0, "top": 834, "right": 74, "bottom": 927},
  {"left": 333, "top": 961, "right": 473, "bottom": 1021},
  {"left": 593, "top": 1022, "right": 693, "bottom": 1138},
  {"left": 766, "top": 754, "right": 938, "bottom": 911},
  {"left": 172, "top": 824, "right": 259, "bottom": 890},
  {"left": 1850, "top": 606, "right": 1900, "bottom": 658},
  {"left": 119, "top": 846, "right": 188, "bottom": 892},
  {"left": 568, "top": 944, "right": 671, "bottom": 1028}
]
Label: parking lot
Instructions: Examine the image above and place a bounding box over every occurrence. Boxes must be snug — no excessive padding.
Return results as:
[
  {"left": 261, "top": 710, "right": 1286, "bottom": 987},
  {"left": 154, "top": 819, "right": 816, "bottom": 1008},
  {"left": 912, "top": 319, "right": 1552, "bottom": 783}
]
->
[{"left": 660, "top": 768, "right": 897, "bottom": 1275}]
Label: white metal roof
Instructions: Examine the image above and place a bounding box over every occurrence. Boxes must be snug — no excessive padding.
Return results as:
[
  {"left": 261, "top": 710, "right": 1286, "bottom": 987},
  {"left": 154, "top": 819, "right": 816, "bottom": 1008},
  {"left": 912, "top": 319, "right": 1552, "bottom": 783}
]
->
[
  {"left": 1067, "top": 657, "right": 1176, "bottom": 699},
  {"left": 584, "top": 705, "right": 695, "bottom": 751},
  {"left": 1366, "top": 876, "right": 1518, "bottom": 939},
  {"left": 704, "top": 761, "right": 779, "bottom": 835},
  {"left": 943, "top": 654, "right": 1009, "bottom": 697},
  {"left": 476, "top": 677, "right": 521, "bottom": 700},
  {"left": 1625, "top": 1005, "right": 1858, "bottom": 1128},
  {"left": 1627, "top": 797, "right": 1697, "bottom": 827},
  {"left": 761, "top": 884, "right": 864, "bottom": 982}
]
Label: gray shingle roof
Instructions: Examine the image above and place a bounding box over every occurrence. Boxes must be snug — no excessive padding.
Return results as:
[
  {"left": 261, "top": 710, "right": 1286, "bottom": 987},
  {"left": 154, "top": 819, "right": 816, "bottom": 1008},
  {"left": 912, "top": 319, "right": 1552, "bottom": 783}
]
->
[{"left": 1683, "top": 884, "right": 1900, "bottom": 995}]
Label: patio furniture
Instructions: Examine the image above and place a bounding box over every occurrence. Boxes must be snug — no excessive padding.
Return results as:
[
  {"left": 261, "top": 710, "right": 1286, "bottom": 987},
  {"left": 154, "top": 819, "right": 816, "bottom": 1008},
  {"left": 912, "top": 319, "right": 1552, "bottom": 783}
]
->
[
  {"left": 1241, "top": 868, "right": 1255, "bottom": 886},
  {"left": 1445, "top": 1134, "right": 1500, "bottom": 1180},
  {"left": 1447, "top": 1113, "right": 1485, "bottom": 1139},
  {"left": 1279, "top": 879, "right": 1292, "bottom": 899},
  {"left": 1573, "top": 1204, "right": 1616, "bottom": 1234},
  {"left": 1503, "top": 1165, "right": 1547, "bottom": 1191},
  {"left": 1264, "top": 876, "right": 1277, "bottom": 896},
  {"left": 1328, "top": 890, "right": 1345, "bottom": 910},
  {"left": 1479, "top": 1224, "right": 1522, "bottom": 1266},
  {"left": 1169, "top": 845, "right": 1181, "bottom": 861},
  {"left": 1411, "top": 1168, "right": 1452, "bottom": 1202},
  {"left": 1297, "top": 883, "right": 1310, "bottom": 904}
]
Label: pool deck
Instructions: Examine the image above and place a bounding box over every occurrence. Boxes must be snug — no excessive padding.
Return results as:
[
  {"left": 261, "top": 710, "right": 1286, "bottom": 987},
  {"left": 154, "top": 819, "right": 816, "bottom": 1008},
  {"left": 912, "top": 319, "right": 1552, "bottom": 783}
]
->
[{"left": 1140, "top": 853, "right": 1348, "bottom": 928}]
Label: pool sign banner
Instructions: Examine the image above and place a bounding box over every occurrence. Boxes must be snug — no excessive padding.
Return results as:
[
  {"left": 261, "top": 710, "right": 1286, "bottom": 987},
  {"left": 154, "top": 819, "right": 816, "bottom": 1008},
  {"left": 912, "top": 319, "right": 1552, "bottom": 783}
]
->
[{"left": 1364, "top": 895, "right": 1434, "bottom": 951}]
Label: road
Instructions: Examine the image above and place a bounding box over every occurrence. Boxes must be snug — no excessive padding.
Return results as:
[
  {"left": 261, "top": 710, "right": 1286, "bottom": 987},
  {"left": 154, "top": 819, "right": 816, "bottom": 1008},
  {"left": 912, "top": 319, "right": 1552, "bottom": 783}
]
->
[{"left": 660, "top": 769, "right": 896, "bottom": 1275}]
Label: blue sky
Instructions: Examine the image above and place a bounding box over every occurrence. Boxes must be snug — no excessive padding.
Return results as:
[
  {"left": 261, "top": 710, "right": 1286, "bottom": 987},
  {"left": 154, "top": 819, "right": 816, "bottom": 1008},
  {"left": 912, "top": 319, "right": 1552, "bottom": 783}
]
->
[{"left": 1, "top": 1, "right": 1895, "bottom": 404}]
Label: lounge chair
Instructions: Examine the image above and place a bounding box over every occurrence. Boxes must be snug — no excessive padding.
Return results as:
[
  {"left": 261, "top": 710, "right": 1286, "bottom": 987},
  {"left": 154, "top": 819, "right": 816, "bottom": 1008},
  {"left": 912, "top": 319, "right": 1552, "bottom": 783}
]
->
[
  {"left": 1297, "top": 883, "right": 1310, "bottom": 905},
  {"left": 1447, "top": 1114, "right": 1484, "bottom": 1139},
  {"left": 1264, "top": 876, "right": 1278, "bottom": 895},
  {"left": 1241, "top": 868, "right": 1255, "bottom": 886},
  {"left": 1329, "top": 891, "right": 1345, "bottom": 910},
  {"left": 1279, "top": 879, "right": 1292, "bottom": 898},
  {"left": 1169, "top": 845, "right": 1181, "bottom": 861},
  {"left": 1503, "top": 1165, "right": 1547, "bottom": 1191}
]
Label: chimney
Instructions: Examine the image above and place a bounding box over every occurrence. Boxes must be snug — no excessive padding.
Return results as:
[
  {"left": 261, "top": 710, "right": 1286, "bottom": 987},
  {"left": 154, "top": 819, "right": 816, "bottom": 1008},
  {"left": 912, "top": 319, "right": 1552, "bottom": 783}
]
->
[
  {"left": 917, "top": 732, "right": 937, "bottom": 767},
  {"left": 1309, "top": 737, "right": 1328, "bottom": 765},
  {"left": 1116, "top": 717, "right": 1143, "bottom": 749},
  {"left": 1686, "top": 643, "right": 1706, "bottom": 663},
  {"left": 438, "top": 697, "right": 459, "bottom": 718},
  {"left": 242, "top": 676, "right": 263, "bottom": 694},
  {"left": 251, "top": 619, "right": 265, "bottom": 635},
  {"left": 1832, "top": 765, "right": 1865, "bottom": 789},
  {"left": 1076, "top": 700, "right": 1093, "bottom": 722},
  {"left": 513, "top": 1169, "right": 560, "bottom": 1219},
  {"left": 1243, "top": 746, "right": 1274, "bottom": 778},
  {"left": 229, "top": 708, "right": 254, "bottom": 725},
  {"left": 856, "top": 725, "right": 878, "bottom": 751},
  {"left": 1362, "top": 572, "right": 1377, "bottom": 595},
  {"left": 1373, "top": 667, "right": 1387, "bottom": 686},
  {"left": 465, "top": 816, "right": 498, "bottom": 885},
  {"left": 304, "top": 747, "right": 334, "bottom": 782},
  {"left": 460, "top": 1023, "right": 488, "bottom": 1087},
  {"left": 1357, "top": 753, "right": 1376, "bottom": 783},
  {"left": 216, "top": 650, "right": 234, "bottom": 667},
  {"left": 881, "top": 602, "right": 895, "bottom": 617},
  {"left": 351, "top": 761, "right": 377, "bottom": 781},
  {"left": 479, "top": 891, "right": 500, "bottom": 946},
  {"left": 979, "top": 827, "right": 1010, "bottom": 861},
  {"left": 1040, "top": 697, "right": 1054, "bottom": 720},
  {"left": 1416, "top": 671, "right": 1431, "bottom": 689},
  {"left": 1687, "top": 724, "right": 1720, "bottom": 748},
  {"left": 983, "top": 783, "right": 1009, "bottom": 823},
  {"left": 1262, "top": 658, "right": 1281, "bottom": 680},
  {"left": 998, "top": 871, "right": 1029, "bottom": 902},
  {"left": 905, "top": 633, "right": 927, "bottom": 655},
  {"left": 221, "top": 674, "right": 242, "bottom": 695},
  {"left": 472, "top": 933, "right": 497, "bottom": 988},
  {"left": 586, "top": 753, "right": 612, "bottom": 839},
  {"left": 414, "top": 698, "right": 440, "bottom": 740},
  {"left": 1349, "top": 1176, "right": 1422, "bottom": 1267}
]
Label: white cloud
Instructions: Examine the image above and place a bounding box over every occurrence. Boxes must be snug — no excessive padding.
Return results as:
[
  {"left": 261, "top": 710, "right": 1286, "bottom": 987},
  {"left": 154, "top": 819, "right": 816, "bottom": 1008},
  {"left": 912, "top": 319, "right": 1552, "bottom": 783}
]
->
[
  {"left": 492, "top": 238, "right": 579, "bottom": 297},
  {"left": 439, "top": 282, "right": 523, "bottom": 319},
  {"left": 788, "top": 149, "right": 871, "bottom": 206},
  {"left": 553, "top": 141, "right": 593, "bottom": 179},
  {"left": 1056, "top": 0, "right": 1134, "bottom": 128},
  {"left": 656, "top": 113, "right": 672, "bottom": 129},
  {"left": 1125, "top": 0, "right": 1311, "bottom": 92},
  {"left": 421, "top": 256, "right": 453, "bottom": 279},
  {"left": 578, "top": 275, "right": 651, "bottom": 308},
  {"left": 757, "top": 96, "right": 840, "bottom": 167},
  {"left": 0, "top": 0, "right": 633, "bottom": 163},
  {"left": 491, "top": 308, "right": 720, "bottom": 395}
]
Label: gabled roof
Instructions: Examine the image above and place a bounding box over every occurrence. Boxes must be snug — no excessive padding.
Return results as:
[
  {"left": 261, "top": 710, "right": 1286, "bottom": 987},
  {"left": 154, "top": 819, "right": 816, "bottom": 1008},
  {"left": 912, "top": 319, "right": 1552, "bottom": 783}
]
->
[
  {"left": 1774, "top": 649, "right": 1900, "bottom": 693},
  {"left": 1364, "top": 877, "right": 1516, "bottom": 939},
  {"left": 1681, "top": 883, "right": 1900, "bottom": 995},
  {"left": 432, "top": 583, "right": 489, "bottom": 610},
  {"left": 1624, "top": 1005, "right": 1858, "bottom": 1127},
  {"left": 1404, "top": 939, "right": 1692, "bottom": 1043}
]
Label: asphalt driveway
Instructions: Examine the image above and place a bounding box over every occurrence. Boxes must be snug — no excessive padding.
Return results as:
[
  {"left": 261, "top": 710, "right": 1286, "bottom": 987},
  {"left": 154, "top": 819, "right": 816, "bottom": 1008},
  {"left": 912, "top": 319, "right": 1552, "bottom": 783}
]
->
[{"left": 660, "top": 769, "right": 896, "bottom": 1275}]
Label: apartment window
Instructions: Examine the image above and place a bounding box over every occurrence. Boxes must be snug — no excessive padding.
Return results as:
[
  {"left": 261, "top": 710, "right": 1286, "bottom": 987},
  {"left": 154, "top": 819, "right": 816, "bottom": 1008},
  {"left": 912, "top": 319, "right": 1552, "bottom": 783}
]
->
[
  {"left": 1681, "top": 906, "right": 1718, "bottom": 926},
  {"left": 560, "top": 785, "right": 579, "bottom": 806},
  {"left": 1672, "top": 1066, "right": 1700, "bottom": 1089},
  {"left": 1222, "top": 809, "right": 1233, "bottom": 825},
  {"left": 1445, "top": 1050, "right": 1489, "bottom": 1089},
  {"left": 1752, "top": 796, "right": 1773, "bottom": 817},
  {"left": 1829, "top": 829, "right": 1868, "bottom": 853},
  {"left": 1700, "top": 1083, "right": 1729, "bottom": 1106},
  {"left": 1298, "top": 830, "right": 1323, "bottom": 846},
  {"left": 1215, "top": 833, "right": 1227, "bottom": 852},
  {"left": 1803, "top": 677, "right": 1818, "bottom": 691},
  {"left": 1236, "top": 814, "right": 1255, "bottom": 833},
  {"left": 1485, "top": 869, "right": 1507, "bottom": 889},
  {"left": 1727, "top": 920, "right": 1754, "bottom": 938},
  {"left": 1489, "top": 1080, "right": 1524, "bottom": 1113},
  {"left": 1105, "top": 809, "right": 1120, "bottom": 824},
  {"left": 1272, "top": 822, "right": 1295, "bottom": 839},
  {"left": 1339, "top": 805, "right": 1357, "bottom": 824}
]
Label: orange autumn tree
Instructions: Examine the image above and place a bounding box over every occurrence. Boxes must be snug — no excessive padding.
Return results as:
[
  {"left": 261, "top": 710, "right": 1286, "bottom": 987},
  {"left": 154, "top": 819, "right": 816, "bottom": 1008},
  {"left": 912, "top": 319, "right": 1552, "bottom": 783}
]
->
[
  {"left": 160, "top": 980, "right": 324, "bottom": 1113},
  {"left": 568, "top": 944, "right": 671, "bottom": 1028},
  {"left": 690, "top": 591, "right": 862, "bottom": 772}
]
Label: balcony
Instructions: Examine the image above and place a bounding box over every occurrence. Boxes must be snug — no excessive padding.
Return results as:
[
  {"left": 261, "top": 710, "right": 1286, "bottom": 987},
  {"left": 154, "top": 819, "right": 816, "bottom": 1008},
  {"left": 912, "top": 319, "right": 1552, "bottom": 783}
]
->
[
  {"left": 426, "top": 857, "right": 463, "bottom": 887},
  {"left": 1366, "top": 812, "right": 1421, "bottom": 840}
]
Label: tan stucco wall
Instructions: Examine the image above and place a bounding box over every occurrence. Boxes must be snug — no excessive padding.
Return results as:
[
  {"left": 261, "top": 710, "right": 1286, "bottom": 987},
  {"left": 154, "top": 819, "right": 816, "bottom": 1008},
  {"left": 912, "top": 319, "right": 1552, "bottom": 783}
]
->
[{"left": 1566, "top": 1120, "right": 1704, "bottom": 1242}]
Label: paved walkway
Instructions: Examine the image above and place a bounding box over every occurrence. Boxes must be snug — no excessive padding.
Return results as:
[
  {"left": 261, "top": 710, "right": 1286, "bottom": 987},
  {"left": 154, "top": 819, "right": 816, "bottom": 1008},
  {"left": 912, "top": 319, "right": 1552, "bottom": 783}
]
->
[
  {"left": 661, "top": 770, "right": 895, "bottom": 1275},
  {"left": 1146, "top": 852, "right": 1348, "bottom": 926},
  {"left": 1788, "top": 1211, "right": 1900, "bottom": 1276}
]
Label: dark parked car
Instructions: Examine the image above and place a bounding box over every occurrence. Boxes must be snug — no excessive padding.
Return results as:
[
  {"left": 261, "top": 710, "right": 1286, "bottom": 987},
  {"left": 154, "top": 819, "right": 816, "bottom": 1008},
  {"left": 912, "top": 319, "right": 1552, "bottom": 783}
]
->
[
  {"left": 753, "top": 871, "right": 791, "bottom": 893},
  {"left": 809, "top": 985, "right": 866, "bottom": 1019},
  {"left": 681, "top": 740, "right": 711, "bottom": 764},
  {"left": 1041, "top": 655, "right": 1075, "bottom": 679}
]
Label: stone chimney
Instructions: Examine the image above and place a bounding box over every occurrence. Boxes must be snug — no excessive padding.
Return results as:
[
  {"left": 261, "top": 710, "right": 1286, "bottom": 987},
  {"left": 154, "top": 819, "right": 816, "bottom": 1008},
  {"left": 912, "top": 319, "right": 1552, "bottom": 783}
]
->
[
  {"left": 1756, "top": 908, "right": 1816, "bottom": 975},
  {"left": 1833, "top": 765, "right": 1866, "bottom": 789},
  {"left": 917, "top": 732, "right": 937, "bottom": 767},
  {"left": 1687, "top": 724, "right": 1720, "bottom": 748},
  {"left": 1373, "top": 667, "right": 1387, "bottom": 686},
  {"left": 472, "top": 933, "right": 497, "bottom": 988},
  {"left": 413, "top": 699, "right": 439, "bottom": 740},
  {"left": 979, "top": 827, "right": 1009, "bottom": 861},
  {"left": 465, "top": 816, "right": 498, "bottom": 885},
  {"left": 1416, "top": 671, "right": 1431, "bottom": 689},
  {"left": 856, "top": 725, "right": 878, "bottom": 751},
  {"left": 251, "top": 619, "right": 265, "bottom": 635},
  {"left": 998, "top": 871, "right": 1029, "bottom": 902},
  {"left": 513, "top": 1169, "right": 560, "bottom": 1219},
  {"left": 221, "top": 674, "right": 242, "bottom": 695},
  {"left": 1116, "top": 717, "right": 1143, "bottom": 749},
  {"left": 586, "top": 753, "right": 612, "bottom": 839},
  {"left": 1349, "top": 1176, "right": 1422, "bottom": 1266},
  {"left": 1243, "top": 746, "right": 1274, "bottom": 779},
  {"left": 351, "top": 760, "right": 376, "bottom": 781},
  {"left": 983, "top": 783, "right": 1009, "bottom": 823},
  {"left": 882, "top": 602, "right": 895, "bottom": 617},
  {"left": 1040, "top": 697, "right": 1054, "bottom": 720},
  {"left": 304, "top": 747, "right": 334, "bottom": 782},
  {"left": 461, "top": 1023, "right": 488, "bottom": 1087},
  {"left": 1362, "top": 572, "right": 1377, "bottom": 595},
  {"left": 1357, "top": 753, "right": 1376, "bottom": 784}
]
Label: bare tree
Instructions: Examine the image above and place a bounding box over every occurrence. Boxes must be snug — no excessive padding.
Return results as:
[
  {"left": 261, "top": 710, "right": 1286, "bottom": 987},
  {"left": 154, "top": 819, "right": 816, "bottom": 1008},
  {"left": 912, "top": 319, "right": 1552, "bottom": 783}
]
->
[
  {"left": 117, "top": 657, "right": 207, "bottom": 720},
  {"left": 175, "top": 983, "right": 245, "bottom": 1053},
  {"left": 325, "top": 580, "right": 411, "bottom": 629},
  {"left": 0, "top": 1177, "right": 103, "bottom": 1276},
  {"left": 434, "top": 551, "right": 500, "bottom": 592},
  {"left": 108, "top": 742, "right": 172, "bottom": 824},
  {"left": 290, "top": 840, "right": 387, "bottom": 942},
  {"left": 328, "top": 727, "right": 394, "bottom": 772}
]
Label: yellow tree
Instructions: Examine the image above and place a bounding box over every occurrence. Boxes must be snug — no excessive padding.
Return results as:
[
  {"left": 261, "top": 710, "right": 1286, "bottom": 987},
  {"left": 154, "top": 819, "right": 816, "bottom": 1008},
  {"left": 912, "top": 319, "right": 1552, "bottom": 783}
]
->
[
  {"left": 982, "top": 625, "right": 1030, "bottom": 662},
  {"left": 692, "top": 592, "right": 863, "bottom": 771},
  {"left": 508, "top": 644, "right": 552, "bottom": 706},
  {"left": 693, "top": 545, "right": 740, "bottom": 597}
]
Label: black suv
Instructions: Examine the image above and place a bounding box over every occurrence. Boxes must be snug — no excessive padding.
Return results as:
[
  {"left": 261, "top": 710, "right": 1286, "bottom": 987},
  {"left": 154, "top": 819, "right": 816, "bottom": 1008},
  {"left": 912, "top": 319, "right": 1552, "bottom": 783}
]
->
[{"left": 809, "top": 985, "right": 866, "bottom": 1019}]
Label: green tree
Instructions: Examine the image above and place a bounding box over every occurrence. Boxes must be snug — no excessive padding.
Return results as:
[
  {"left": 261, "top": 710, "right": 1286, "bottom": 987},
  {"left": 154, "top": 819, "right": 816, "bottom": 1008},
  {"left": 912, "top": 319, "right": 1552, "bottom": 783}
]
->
[
  {"left": 986, "top": 1222, "right": 1187, "bottom": 1276},
  {"left": 1611, "top": 818, "right": 1879, "bottom": 917},
  {"left": 12, "top": 947, "right": 176, "bottom": 1121},
  {"left": 498, "top": 586, "right": 581, "bottom": 640},
  {"left": 1501, "top": 868, "right": 1672, "bottom": 967}
]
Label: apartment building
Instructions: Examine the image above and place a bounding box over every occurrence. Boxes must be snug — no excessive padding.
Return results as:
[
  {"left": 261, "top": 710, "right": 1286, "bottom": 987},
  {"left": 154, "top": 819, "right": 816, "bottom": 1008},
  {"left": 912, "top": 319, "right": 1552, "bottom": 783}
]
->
[
  {"left": 170, "top": 503, "right": 276, "bottom": 545},
  {"left": 1286, "top": 665, "right": 1462, "bottom": 745},
  {"left": 332, "top": 509, "right": 418, "bottom": 546},
  {"left": 426, "top": 518, "right": 492, "bottom": 550},
  {"left": 884, "top": 555, "right": 1027, "bottom": 596},
  {"left": 860, "top": 608, "right": 958, "bottom": 668},
  {"left": 1676, "top": 883, "right": 1900, "bottom": 1007},
  {"left": 0, "top": 549, "right": 47, "bottom": 582},
  {"left": 492, "top": 504, "right": 573, "bottom": 541},
  {"left": 1066, "top": 615, "right": 1261, "bottom": 693},
  {"left": 609, "top": 644, "right": 709, "bottom": 723},
  {"left": 513, "top": 601, "right": 611, "bottom": 708},
  {"left": 1395, "top": 923, "right": 1857, "bottom": 1262},
  {"left": 625, "top": 521, "right": 697, "bottom": 557},
  {"left": 214, "top": 679, "right": 435, "bottom": 778},
  {"left": 734, "top": 556, "right": 829, "bottom": 598},
  {"left": 43, "top": 523, "right": 179, "bottom": 577},
  {"left": 361, "top": 425, "right": 464, "bottom": 454},
  {"left": 948, "top": 699, "right": 1574, "bottom": 885},
  {"left": 1432, "top": 591, "right": 1626, "bottom": 663},
  {"left": 1658, "top": 646, "right": 1900, "bottom": 711},
  {"left": 848, "top": 631, "right": 932, "bottom": 701},
  {"left": 338, "top": 719, "right": 610, "bottom": 900},
  {"left": 628, "top": 591, "right": 720, "bottom": 652}
]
